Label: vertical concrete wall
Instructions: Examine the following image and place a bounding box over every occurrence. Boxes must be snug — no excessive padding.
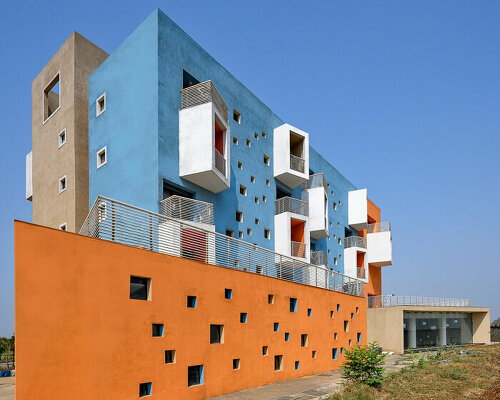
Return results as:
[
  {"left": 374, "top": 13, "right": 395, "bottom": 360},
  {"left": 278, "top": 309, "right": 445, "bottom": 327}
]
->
[
  {"left": 15, "top": 221, "right": 367, "bottom": 400},
  {"left": 31, "top": 32, "right": 107, "bottom": 232}
]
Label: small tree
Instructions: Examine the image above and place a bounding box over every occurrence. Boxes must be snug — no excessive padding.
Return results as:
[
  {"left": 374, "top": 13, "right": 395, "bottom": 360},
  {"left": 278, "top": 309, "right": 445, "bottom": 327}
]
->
[{"left": 341, "top": 342, "right": 386, "bottom": 387}]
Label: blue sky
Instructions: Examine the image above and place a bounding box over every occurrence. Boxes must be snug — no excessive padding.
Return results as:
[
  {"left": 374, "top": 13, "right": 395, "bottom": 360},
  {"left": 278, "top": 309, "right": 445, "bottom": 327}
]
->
[{"left": 0, "top": 1, "right": 499, "bottom": 336}]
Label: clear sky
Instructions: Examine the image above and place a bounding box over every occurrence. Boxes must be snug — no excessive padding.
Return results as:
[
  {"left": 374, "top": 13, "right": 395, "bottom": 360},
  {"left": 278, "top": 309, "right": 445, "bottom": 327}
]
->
[{"left": 0, "top": 1, "right": 499, "bottom": 336}]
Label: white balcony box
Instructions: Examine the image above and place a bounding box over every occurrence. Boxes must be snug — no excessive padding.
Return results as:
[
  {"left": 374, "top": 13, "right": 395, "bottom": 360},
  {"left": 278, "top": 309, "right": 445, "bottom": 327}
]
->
[
  {"left": 301, "top": 174, "right": 328, "bottom": 239},
  {"left": 343, "top": 236, "right": 368, "bottom": 282},
  {"left": 26, "top": 151, "right": 32, "bottom": 201},
  {"left": 273, "top": 124, "right": 309, "bottom": 188},
  {"left": 367, "top": 222, "right": 392, "bottom": 267},
  {"left": 348, "top": 189, "right": 367, "bottom": 230},
  {"left": 179, "top": 81, "right": 230, "bottom": 193}
]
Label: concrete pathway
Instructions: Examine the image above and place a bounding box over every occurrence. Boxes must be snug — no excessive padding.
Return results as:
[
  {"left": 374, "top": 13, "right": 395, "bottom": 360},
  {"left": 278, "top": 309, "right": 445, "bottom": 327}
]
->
[
  {"left": 210, "top": 354, "right": 407, "bottom": 400},
  {"left": 0, "top": 377, "right": 14, "bottom": 400}
]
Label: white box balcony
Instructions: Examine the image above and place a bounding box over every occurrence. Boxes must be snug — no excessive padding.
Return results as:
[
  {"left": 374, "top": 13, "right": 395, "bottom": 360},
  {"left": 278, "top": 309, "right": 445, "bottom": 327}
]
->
[
  {"left": 179, "top": 81, "right": 230, "bottom": 193},
  {"left": 367, "top": 222, "right": 392, "bottom": 267},
  {"left": 348, "top": 189, "right": 367, "bottom": 230},
  {"left": 301, "top": 174, "right": 328, "bottom": 239},
  {"left": 26, "top": 151, "right": 32, "bottom": 201},
  {"left": 274, "top": 196, "right": 310, "bottom": 262},
  {"left": 273, "top": 124, "right": 309, "bottom": 188},
  {"left": 343, "top": 236, "right": 368, "bottom": 282}
]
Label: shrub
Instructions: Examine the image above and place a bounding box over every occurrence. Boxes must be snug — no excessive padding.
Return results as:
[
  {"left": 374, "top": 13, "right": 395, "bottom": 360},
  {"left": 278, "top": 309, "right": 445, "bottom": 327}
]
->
[{"left": 341, "top": 342, "right": 386, "bottom": 387}]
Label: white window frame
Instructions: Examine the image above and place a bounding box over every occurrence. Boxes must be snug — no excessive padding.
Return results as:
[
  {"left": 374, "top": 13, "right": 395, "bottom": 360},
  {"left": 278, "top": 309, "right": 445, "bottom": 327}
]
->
[
  {"left": 58, "top": 129, "right": 66, "bottom": 148},
  {"left": 96, "top": 93, "right": 106, "bottom": 117},
  {"left": 58, "top": 175, "right": 67, "bottom": 193},
  {"left": 97, "top": 146, "right": 107, "bottom": 169},
  {"left": 59, "top": 222, "right": 67, "bottom": 231},
  {"left": 43, "top": 71, "right": 61, "bottom": 125}
]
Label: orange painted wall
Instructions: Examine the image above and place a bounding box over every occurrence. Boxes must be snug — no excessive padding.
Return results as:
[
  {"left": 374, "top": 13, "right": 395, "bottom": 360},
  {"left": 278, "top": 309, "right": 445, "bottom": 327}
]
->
[
  {"left": 290, "top": 218, "right": 305, "bottom": 243},
  {"left": 215, "top": 120, "right": 224, "bottom": 154},
  {"left": 365, "top": 198, "right": 382, "bottom": 296},
  {"left": 15, "top": 221, "right": 367, "bottom": 400}
]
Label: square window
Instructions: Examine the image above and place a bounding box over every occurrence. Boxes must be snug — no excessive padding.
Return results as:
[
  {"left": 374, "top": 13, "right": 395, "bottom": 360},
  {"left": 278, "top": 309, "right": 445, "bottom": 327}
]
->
[
  {"left": 225, "top": 288, "right": 232, "bottom": 299},
  {"left": 59, "top": 222, "right": 67, "bottom": 231},
  {"left": 268, "top": 294, "right": 275, "bottom": 304},
  {"left": 238, "top": 162, "right": 243, "bottom": 169},
  {"left": 246, "top": 228, "right": 252, "bottom": 236},
  {"left": 96, "top": 93, "right": 106, "bottom": 116},
  {"left": 238, "top": 231, "right": 243, "bottom": 238},
  {"left": 58, "top": 129, "right": 66, "bottom": 148},
  {"left": 246, "top": 139, "right": 251, "bottom": 147},
  {"left": 43, "top": 72, "right": 60, "bottom": 122},
  {"left": 152, "top": 324, "right": 164, "bottom": 337},
  {"left": 187, "top": 296, "right": 197, "bottom": 308},
  {"left": 250, "top": 176, "right": 255, "bottom": 183},
  {"left": 290, "top": 298, "right": 297, "bottom": 313},
  {"left": 262, "top": 345, "right": 268, "bottom": 356},
  {"left": 344, "top": 320, "right": 349, "bottom": 332},
  {"left": 165, "top": 350, "right": 176, "bottom": 364},
  {"left": 233, "top": 137, "right": 238, "bottom": 145},
  {"left": 307, "top": 308, "right": 312, "bottom": 317},
  {"left": 58, "top": 176, "right": 67, "bottom": 193},
  {"left": 240, "top": 313, "right": 248, "bottom": 323},
  {"left": 130, "top": 276, "right": 150, "bottom": 300},
  {"left": 254, "top": 196, "right": 259, "bottom": 204},
  {"left": 262, "top": 131, "right": 267, "bottom": 138},
  {"left": 139, "top": 382, "right": 152, "bottom": 397},
  {"left": 334, "top": 332, "right": 338, "bottom": 340},
  {"left": 255, "top": 218, "right": 260, "bottom": 225},
  {"left": 285, "top": 332, "right": 290, "bottom": 341},
  {"left": 226, "top": 229, "right": 234, "bottom": 237},
  {"left": 295, "top": 361, "right": 300, "bottom": 370},
  {"left": 233, "top": 358, "right": 240, "bottom": 370},
  {"left": 357, "top": 332, "right": 362, "bottom": 343},
  {"left": 210, "top": 325, "right": 224, "bottom": 344},
  {"left": 233, "top": 110, "right": 241, "bottom": 124},
  {"left": 274, "top": 355, "right": 283, "bottom": 371},
  {"left": 188, "top": 365, "right": 204, "bottom": 387},
  {"left": 312, "top": 350, "right": 317, "bottom": 359},
  {"left": 274, "top": 322, "right": 279, "bottom": 332},
  {"left": 97, "top": 146, "right": 107, "bottom": 169},
  {"left": 263, "top": 154, "right": 270, "bottom": 165},
  {"left": 264, "top": 229, "right": 271, "bottom": 239},
  {"left": 332, "top": 348, "right": 338, "bottom": 360},
  {"left": 301, "top": 334, "right": 308, "bottom": 347},
  {"left": 236, "top": 210, "right": 243, "bottom": 223},
  {"left": 239, "top": 185, "right": 247, "bottom": 196}
]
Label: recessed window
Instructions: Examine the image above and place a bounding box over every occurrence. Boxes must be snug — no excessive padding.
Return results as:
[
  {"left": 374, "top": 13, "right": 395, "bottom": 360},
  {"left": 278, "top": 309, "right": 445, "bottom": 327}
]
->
[
  {"left": 250, "top": 176, "right": 255, "bottom": 183},
  {"left": 263, "top": 154, "right": 270, "bottom": 165},
  {"left": 334, "top": 332, "right": 338, "bottom": 340},
  {"left": 263, "top": 195, "right": 267, "bottom": 203},
  {"left": 43, "top": 72, "right": 60, "bottom": 123},
  {"left": 236, "top": 210, "right": 243, "bottom": 223},
  {"left": 301, "top": 334, "right": 308, "bottom": 347},
  {"left": 246, "top": 139, "right": 251, "bottom": 147},
  {"left": 337, "top": 222, "right": 340, "bottom": 227},
  {"left": 295, "top": 361, "right": 300, "bottom": 370},
  {"left": 356, "top": 307, "right": 359, "bottom": 313},
  {"left": 290, "top": 298, "right": 297, "bottom": 313},
  {"left": 307, "top": 308, "right": 312, "bottom": 317},
  {"left": 255, "top": 218, "right": 259, "bottom": 225},
  {"left": 285, "top": 332, "right": 290, "bottom": 341},
  {"left": 188, "top": 365, "right": 204, "bottom": 387},
  {"left": 330, "top": 310, "right": 334, "bottom": 318},
  {"left": 328, "top": 250, "right": 331, "bottom": 255},
  {"left": 337, "top": 304, "right": 341, "bottom": 311},
  {"left": 238, "top": 231, "right": 243, "bottom": 238},
  {"left": 232, "top": 358, "right": 240, "bottom": 370},
  {"left": 96, "top": 93, "right": 106, "bottom": 116},
  {"left": 210, "top": 325, "right": 224, "bottom": 344},
  {"left": 152, "top": 324, "right": 164, "bottom": 337},
  {"left": 357, "top": 332, "right": 362, "bottom": 343},
  {"left": 341, "top": 347, "right": 344, "bottom": 354},
  {"left": 239, "top": 185, "right": 247, "bottom": 196},
  {"left": 266, "top": 179, "right": 270, "bottom": 186},
  {"left": 274, "top": 322, "right": 279, "bottom": 332},
  {"left": 240, "top": 313, "right": 248, "bottom": 323},
  {"left": 233, "top": 137, "right": 238, "bottom": 145},
  {"left": 264, "top": 229, "right": 271, "bottom": 240},
  {"left": 351, "top": 312, "right": 354, "bottom": 319},
  {"left": 139, "top": 382, "right": 152, "bottom": 397},
  {"left": 312, "top": 350, "right": 317, "bottom": 359},
  {"left": 254, "top": 132, "right": 259, "bottom": 140},
  {"left": 332, "top": 348, "right": 338, "bottom": 360},
  {"left": 246, "top": 228, "right": 252, "bottom": 236},
  {"left": 58, "top": 176, "right": 67, "bottom": 193},
  {"left": 262, "top": 346, "right": 268, "bottom": 356},
  {"left": 256, "top": 265, "right": 263, "bottom": 274},
  {"left": 333, "top": 202, "right": 337, "bottom": 210},
  {"left": 225, "top": 288, "right": 232, "bottom": 299},
  {"left": 274, "top": 355, "right": 283, "bottom": 371},
  {"left": 344, "top": 320, "right": 349, "bottom": 332},
  {"left": 58, "top": 129, "right": 66, "bottom": 148},
  {"left": 98, "top": 201, "right": 107, "bottom": 222},
  {"left": 59, "top": 222, "right": 67, "bottom": 231},
  {"left": 226, "top": 229, "right": 234, "bottom": 237},
  {"left": 233, "top": 110, "right": 241, "bottom": 124},
  {"left": 262, "top": 131, "right": 267, "bottom": 138},
  {"left": 130, "top": 276, "right": 150, "bottom": 300},
  {"left": 165, "top": 350, "right": 176, "bottom": 364},
  {"left": 334, "top": 257, "right": 338, "bottom": 265},
  {"left": 254, "top": 196, "right": 259, "bottom": 204},
  {"left": 97, "top": 146, "right": 107, "bottom": 168},
  {"left": 338, "top": 238, "right": 342, "bottom": 245},
  {"left": 187, "top": 296, "right": 197, "bottom": 308},
  {"left": 349, "top": 339, "right": 352, "bottom": 346},
  {"left": 238, "top": 162, "right": 243, "bottom": 169},
  {"left": 339, "top": 200, "right": 342, "bottom": 205},
  {"left": 268, "top": 294, "right": 275, "bottom": 304}
]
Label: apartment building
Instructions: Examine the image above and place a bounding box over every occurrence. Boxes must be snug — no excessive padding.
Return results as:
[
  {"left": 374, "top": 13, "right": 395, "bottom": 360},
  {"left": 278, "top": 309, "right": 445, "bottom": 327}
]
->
[{"left": 17, "top": 7, "right": 487, "bottom": 400}]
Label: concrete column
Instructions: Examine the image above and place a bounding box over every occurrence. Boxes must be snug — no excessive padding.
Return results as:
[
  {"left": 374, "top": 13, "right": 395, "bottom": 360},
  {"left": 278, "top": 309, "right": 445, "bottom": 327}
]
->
[
  {"left": 439, "top": 315, "right": 447, "bottom": 346},
  {"left": 407, "top": 315, "right": 417, "bottom": 349}
]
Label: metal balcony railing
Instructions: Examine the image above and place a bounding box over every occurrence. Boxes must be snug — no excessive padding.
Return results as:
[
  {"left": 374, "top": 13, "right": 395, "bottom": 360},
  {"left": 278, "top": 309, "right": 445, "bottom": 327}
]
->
[
  {"left": 302, "top": 173, "right": 327, "bottom": 190},
  {"left": 80, "top": 196, "right": 365, "bottom": 297},
  {"left": 367, "top": 222, "right": 391, "bottom": 234},
  {"left": 368, "top": 295, "right": 471, "bottom": 308},
  {"left": 357, "top": 267, "right": 366, "bottom": 279},
  {"left": 160, "top": 196, "right": 214, "bottom": 225},
  {"left": 214, "top": 149, "right": 226, "bottom": 176},
  {"left": 181, "top": 81, "right": 228, "bottom": 122},
  {"left": 291, "top": 241, "right": 307, "bottom": 258},
  {"left": 310, "top": 250, "right": 327, "bottom": 266},
  {"left": 344, "top": 236, "right": 367, "bottom": 249},
  {"left": 275, "top": 196, "right": 308, "bottom": 216},
  {"left": 290, "top": 154, "right": 305, "bottom": 173}
]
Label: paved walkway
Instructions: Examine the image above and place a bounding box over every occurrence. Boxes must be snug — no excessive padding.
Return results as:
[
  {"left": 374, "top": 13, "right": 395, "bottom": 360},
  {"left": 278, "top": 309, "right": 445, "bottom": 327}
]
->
[
  {"left": 0, "top": 377, "right": 14, "bottom": 400},
  {"left": 210, "top": 354, "right": 407, "bottom": 400}
]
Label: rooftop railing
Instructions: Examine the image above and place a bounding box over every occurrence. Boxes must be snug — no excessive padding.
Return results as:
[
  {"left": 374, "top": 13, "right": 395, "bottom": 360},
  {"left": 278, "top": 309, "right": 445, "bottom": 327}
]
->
[
  {"left": 302, "top": 173, "right": 327, "bottom": 190},
  {"left": 214, "top": 148, "right": 226, "bottom": 176},
  {"left": 367, "top": 222, "right": 391, "bottom": 234},
  {"left": 275, "top": 196, "right": 308, "bottom": 217},
  {"left": 310, "top": 250, "right": 327, "bottom": 266},
  {"left": 368, "top": 295, "right": 471, "bottom": 308},
  {"left": 357, "top": 267, "right": 366, "bottom": 279},
  {"left": 344, "top": 236, "right": 367, "bottom": 249},
  {"left": 290, "top": 154, "right": 305, "bottom": 173},
  {"left": 181, "top": 81, "right": 228, "bottom": 122},
  {"left": 80, "top": 196, "right": 365, "bottom": 297},
  {"left": 160, "top": 196, "right": 214, "bottom": 225}
]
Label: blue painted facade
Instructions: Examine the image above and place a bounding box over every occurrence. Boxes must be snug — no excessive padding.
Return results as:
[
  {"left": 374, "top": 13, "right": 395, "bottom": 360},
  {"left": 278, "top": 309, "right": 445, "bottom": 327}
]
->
[{"left": 88, "top": 9, "right": 357, "bottom": 274}]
